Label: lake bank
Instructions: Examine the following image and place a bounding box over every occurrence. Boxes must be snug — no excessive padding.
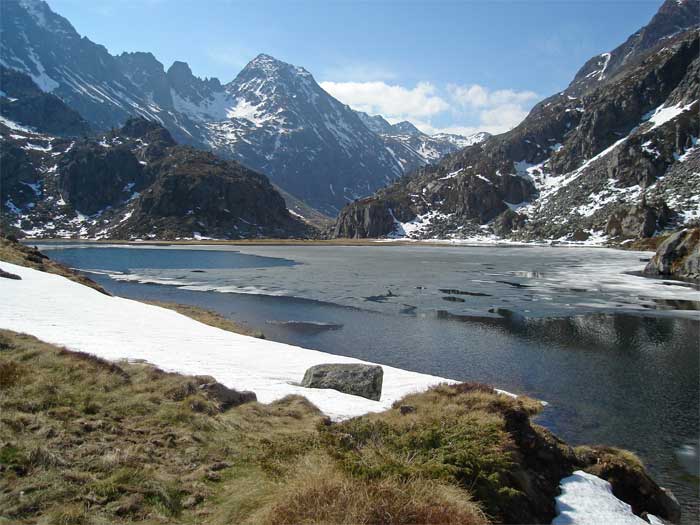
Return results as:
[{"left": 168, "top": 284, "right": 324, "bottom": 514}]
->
[{"left": 0, "top": 249, "right": 683, "bottom": 524}]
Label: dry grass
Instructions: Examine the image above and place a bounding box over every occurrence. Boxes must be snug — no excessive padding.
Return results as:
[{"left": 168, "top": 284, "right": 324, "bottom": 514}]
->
[
  {"left": 249, "top": 454, "right": 488, "bottom": 525},
  {"left": 0, "top": 329, "right": 589, "bottom": 525},
  {"left": 0, "top": 331, "right": 502, "bottom": 524},
  {"left": 0, "top": 330, "right": 324, "bottom": 524},
  {"left": 322, "top": 382, "right": 545, "bottom": 522}
]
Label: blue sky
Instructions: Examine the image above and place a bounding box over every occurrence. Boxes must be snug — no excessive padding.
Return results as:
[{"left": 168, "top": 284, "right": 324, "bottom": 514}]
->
[{"left": 48, "top": 0, "right": 663, "bottom": 135}]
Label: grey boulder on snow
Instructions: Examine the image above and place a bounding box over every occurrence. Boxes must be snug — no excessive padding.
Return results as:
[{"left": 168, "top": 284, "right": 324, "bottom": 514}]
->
[{"left": 301, "top": 363, "right": 384, "bottom": 401}]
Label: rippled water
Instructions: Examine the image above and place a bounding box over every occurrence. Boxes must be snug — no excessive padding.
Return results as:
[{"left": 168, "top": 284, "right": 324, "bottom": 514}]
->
[{"left": 41, "top": 243, "right": 700, "bottom": 522}]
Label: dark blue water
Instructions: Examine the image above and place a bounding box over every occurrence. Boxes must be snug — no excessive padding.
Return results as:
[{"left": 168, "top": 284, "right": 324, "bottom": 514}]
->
[
  {"left": 43, "top": 243, "right": 700, "bottom": 522},
  {"left": 44, "top": 246, "right": 296, "bottom": 271}
]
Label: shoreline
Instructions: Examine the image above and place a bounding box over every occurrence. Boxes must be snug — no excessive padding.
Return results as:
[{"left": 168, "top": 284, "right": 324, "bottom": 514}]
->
[{"left": 23, "top": 236, "right": 657, "bottom": 252}]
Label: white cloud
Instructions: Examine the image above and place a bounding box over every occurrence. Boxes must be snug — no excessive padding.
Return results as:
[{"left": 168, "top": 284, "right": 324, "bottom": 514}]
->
[
  {"left": 321, "top": 79, "right": 538, "bottom": 136},
  {"left": 447, "top": 84, "right": 538, "bottom": 109},
  {"left": 320, "top": 81, "right": 449, "bottom": 120}
]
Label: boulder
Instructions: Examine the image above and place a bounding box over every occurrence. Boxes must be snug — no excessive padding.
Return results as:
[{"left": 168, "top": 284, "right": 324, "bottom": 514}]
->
[
  {"left": 644, "top": 228, "right": 700, "bottom": 279},
  {"left": 606, "top": 203, "right": 660, "bottom": 239},
  {"left": 492, "top": 209, "right": 526, "bottom": 237},
  {"left": 301, "top": 363, "right": 383, "bottom": 401},
  {"left": 198, "top": 381, "right": 256, "bottom": 410},
  {"left": 0, "top": 268, "right": 21, "bottom": 280}
]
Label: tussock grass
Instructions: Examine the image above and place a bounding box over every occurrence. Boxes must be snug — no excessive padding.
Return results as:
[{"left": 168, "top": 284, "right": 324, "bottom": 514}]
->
[
  {"left": 322, "top": 382, "right": 543, "bottom": 521},
  {"left": 0, "top": 329, "right": 324, "bottom": 523},
  {"left": 249, "top": 454, "right": 488, "bottom": 525}
]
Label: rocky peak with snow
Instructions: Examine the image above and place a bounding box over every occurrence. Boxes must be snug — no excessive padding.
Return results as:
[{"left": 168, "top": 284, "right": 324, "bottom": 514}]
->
[
  {"left": 391, "top": 120, "right": 422, "bottom": 136},
  {"left": 333, "top": 4, "right": 699, "bottom": 244},
  {"left": 352, "top": 109, "right": 490, "bottom": 172},
  {"left": 166, "top": 60, "right": 223, "bottom": 107},
  {"left": 116, "top": 52, "right": 173, "bottom": 109},
  {"left": 355, "top": 111, "right": 394, "bottom": 134},
  {"left": 567, "top": 0, "right": 698, "bottom": 97}
]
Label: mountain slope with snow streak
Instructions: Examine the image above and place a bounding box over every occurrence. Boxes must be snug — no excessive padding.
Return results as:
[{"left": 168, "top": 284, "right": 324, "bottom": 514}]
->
[
  {"left": 2, "top": 2, "right": 436, "bottom": 216},
  {"left": 333, "top": 1, "right": 699, "bottom": 243}
]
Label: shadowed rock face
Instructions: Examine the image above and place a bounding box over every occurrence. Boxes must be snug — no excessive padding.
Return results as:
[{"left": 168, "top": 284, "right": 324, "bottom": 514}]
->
[
  {"left": 301, "top": 363, "right": 384, "bottom": 401},
  {"left": 332, "top": 1, "right": 699, "bottom": 242},
  {"left": 0, "top": 66, "right": 90, "bottom": 137},
  {"left": 57, "top": 144, "right": 148, "bottom": 215},
  {"left": 644, "top": 228, "right": 700, "bottom": 280}
]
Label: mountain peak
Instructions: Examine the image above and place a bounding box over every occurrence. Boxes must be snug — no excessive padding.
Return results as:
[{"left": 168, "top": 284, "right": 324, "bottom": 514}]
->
[
  {"left": 391, "top": 121, "right": 424, "bottom": 136},
  {"left": 241, "top": 53, "right": 313, "bottom": 80},
  {"left": 167, "top": 60, "right": 194, "bottom": 79},
  {"left": 567, "top": 0, "right": 698, "bottom": 95},
  {"left": 15, "top": 0, "right": 78, "bottom": 38}
]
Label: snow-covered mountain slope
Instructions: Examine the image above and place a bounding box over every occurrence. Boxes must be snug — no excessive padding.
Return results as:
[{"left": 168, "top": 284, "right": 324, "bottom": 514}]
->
[
  {"left": 0, "top": 72, "right": 311, "bottom": 240},
  {"left": 1, "top": 1, "right": 433, "bottom": 215},
  {"left": 191, "top": 54, "right": 405, "bottom": 215},
  {"left": 333, "top": 0, "right": 699, "bottom": 244},
  {"left": 0, "top": 0, "right": 202, "bottom": 144},
  {"left": 354, "top": 109, "right": 490, "bottom": 171}
]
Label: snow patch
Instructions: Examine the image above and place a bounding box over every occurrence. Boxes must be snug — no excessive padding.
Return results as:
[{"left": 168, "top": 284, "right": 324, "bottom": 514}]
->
[
  {"left": 644, "top": 101, "right": 695, "bottom": 132},
  {"left": 553, "top": 471, "right": 659, "bottom": 525}
]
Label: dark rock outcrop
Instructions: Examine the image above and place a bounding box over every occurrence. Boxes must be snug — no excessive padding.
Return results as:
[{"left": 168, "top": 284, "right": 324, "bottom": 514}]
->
[
  {"left": 57, "top": 143, "right": 148, "bottom": 215},
  {"left": 644, "top": 228, "right": 700, "bottom": 279},
  {"left": 301, "top": 363, "right": 383, "bottom": 401},
  {"left": 493, "top": 209, "right": 527, "bottom": 237},
  {"left": 605, "top": 201, "right": 671, "bottom": 239},
  {"left": 333, "top": 198, "right": 399, "bottom": 238},
  {"left": 198, "top": 381, "right": 256, "bottom": 411},
  {"left": 0, "top": 267, "right": 22, "bottom": 280},
  {"left": 1, "top": 115, "right": 314, "bottom": 240}
]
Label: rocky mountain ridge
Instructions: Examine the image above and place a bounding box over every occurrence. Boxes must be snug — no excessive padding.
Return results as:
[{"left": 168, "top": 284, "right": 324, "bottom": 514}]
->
[
  {"left": 333, "top": 0, "right": 699, "bottom": 244},
  {"left": 0, "top": 1, "right": 470, "bottom": 215},
  {"left": 355, "top": 109, "right": 491, "bottom": 172}
]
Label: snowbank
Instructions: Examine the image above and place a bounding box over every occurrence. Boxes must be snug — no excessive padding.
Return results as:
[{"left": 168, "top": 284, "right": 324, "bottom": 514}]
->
[
  {"left": 0, "top": 262, "right": 451, "bottom": 420},
  {"left": 553, "top": 471, "right": 656, "bottom": 525}
]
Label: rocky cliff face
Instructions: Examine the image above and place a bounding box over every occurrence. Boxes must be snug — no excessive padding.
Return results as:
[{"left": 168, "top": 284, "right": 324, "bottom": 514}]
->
[
  {"left": 1, "top": 101, "right": 311, "bottom": 239},
  {"left": 333, "top": 0, "right": 699, "bottom": 243}
]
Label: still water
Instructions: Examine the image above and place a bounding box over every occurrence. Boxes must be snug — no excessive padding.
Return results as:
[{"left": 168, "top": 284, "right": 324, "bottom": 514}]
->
[{"left": 41, "top": 243, "right": 700, "bottom": 522}]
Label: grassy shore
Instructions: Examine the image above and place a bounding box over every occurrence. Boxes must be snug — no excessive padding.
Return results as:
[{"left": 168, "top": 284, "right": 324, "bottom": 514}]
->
[{"left": 1, "top": 328, "right": 561, "bottom": 524}]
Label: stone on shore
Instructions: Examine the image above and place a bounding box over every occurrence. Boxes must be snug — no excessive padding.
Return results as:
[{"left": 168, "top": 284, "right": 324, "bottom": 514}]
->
[
  {"left": 644, "top": 228, "right": 700, "bottom": 280},
  {"left": 301, "top": 363, "right": 383, "bottom": 401}
]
